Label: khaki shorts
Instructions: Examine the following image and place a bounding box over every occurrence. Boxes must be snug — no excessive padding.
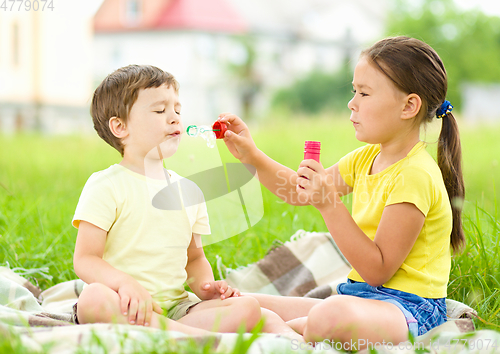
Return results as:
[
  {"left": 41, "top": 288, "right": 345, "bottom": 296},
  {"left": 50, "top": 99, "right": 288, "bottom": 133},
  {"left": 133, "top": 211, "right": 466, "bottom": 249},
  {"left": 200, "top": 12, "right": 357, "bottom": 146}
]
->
[
  {"left": 166, "top": 298, "right": 200, "bottom": 321},
  {"left": 72, "top": 298, "right": 201, "bottom": 324}
]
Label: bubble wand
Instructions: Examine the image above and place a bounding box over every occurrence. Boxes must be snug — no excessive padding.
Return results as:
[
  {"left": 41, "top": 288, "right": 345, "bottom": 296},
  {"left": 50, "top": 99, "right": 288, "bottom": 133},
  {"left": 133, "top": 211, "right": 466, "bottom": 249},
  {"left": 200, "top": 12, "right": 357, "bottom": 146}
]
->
[{"left": 186, "top": 121, "right": 228, "bottom": 147}]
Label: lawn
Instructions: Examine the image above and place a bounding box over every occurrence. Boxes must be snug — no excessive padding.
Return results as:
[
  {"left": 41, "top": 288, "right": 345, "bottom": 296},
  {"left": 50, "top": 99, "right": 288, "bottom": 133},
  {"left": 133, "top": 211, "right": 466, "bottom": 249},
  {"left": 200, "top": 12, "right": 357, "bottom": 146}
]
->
[{"left": 0, "top": 113, "right": 499, "bottom": 345}]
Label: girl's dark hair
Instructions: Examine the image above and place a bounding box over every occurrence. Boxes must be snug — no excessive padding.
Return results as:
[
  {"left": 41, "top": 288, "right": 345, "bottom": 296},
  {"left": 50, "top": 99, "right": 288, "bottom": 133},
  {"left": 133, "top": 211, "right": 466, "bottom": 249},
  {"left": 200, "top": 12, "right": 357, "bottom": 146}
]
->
[{"left": 362, "top": 36, "right": 465, "bottom": 253}]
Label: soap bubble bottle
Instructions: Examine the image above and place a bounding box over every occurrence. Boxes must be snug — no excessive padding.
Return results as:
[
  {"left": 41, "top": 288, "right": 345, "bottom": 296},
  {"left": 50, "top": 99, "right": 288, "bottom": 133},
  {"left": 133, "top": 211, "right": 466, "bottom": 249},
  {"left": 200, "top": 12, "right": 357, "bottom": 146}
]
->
[
  {"left": 304, "top": 141, "right": 321, "bottom": 162},
  {"left": 186, "top": 121, "right": 228, "bottom": 148}
]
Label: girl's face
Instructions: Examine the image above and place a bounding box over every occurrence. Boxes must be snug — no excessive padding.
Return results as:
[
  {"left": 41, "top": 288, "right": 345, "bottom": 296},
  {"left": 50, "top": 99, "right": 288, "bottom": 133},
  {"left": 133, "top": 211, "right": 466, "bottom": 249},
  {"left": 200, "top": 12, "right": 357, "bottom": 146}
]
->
[{"left": 348, "top": 57, "right": 410, "bottom": 145}]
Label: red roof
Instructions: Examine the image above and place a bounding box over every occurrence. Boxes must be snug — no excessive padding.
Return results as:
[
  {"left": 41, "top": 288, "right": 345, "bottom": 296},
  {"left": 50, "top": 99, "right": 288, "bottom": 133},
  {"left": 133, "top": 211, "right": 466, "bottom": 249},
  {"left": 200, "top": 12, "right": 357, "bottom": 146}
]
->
[
  {"left": 94, "top": 0, "right": 247, "bottom": 33},
  {"left": 156, "top": 0, "right": 246, "bottom": 32}
]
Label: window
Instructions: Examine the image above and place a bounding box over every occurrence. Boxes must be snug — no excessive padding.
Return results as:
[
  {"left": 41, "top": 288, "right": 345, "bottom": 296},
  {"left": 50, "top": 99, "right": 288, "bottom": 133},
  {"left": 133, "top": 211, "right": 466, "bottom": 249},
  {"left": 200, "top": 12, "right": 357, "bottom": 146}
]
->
[
  {"left": 12, "top": 22, "right": 19, "bottom": 67},
  {"left": 123, "top": 0, "right": 142, "bottom": 27}
]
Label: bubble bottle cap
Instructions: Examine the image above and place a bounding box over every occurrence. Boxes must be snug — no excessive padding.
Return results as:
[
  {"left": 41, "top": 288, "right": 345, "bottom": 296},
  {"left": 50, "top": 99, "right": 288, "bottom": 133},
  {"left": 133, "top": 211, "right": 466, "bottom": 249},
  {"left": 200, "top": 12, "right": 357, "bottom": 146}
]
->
[
  {"left": 304, "top": 141, "right": 321, "bottom": 162},
  {"left": 212, "top": 121, "right": 227, "bottom": 139}
]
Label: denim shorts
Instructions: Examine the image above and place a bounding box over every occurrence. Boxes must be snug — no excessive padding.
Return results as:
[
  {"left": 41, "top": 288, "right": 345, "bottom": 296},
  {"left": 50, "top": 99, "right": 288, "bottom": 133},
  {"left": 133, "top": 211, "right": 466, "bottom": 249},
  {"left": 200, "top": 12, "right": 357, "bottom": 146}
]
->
[{"left": 336, "top": 279, "right": 447, "bottom": 337}]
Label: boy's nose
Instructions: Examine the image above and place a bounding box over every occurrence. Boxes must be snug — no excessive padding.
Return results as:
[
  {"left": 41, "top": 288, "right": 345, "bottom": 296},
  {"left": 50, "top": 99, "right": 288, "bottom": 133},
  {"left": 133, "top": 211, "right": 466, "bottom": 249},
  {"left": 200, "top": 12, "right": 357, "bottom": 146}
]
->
[{"left": 168, "top": 114, "right": 180, "bottom": 125}]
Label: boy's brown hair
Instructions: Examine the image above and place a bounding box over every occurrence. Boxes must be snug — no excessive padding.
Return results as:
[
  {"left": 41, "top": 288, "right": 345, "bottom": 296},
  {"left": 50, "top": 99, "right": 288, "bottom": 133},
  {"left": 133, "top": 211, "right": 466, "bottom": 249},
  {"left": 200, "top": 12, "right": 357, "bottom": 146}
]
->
[{"left": 91, "top": 65, "right": 179, "bottom": 156}]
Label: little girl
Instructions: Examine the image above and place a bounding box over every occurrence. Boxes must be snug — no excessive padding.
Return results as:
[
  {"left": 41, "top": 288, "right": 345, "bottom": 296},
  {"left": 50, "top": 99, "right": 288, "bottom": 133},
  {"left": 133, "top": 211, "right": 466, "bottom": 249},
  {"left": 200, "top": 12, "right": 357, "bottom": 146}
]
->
[{"left": 217, "top": 36, "right": 465, "bottom": 349}]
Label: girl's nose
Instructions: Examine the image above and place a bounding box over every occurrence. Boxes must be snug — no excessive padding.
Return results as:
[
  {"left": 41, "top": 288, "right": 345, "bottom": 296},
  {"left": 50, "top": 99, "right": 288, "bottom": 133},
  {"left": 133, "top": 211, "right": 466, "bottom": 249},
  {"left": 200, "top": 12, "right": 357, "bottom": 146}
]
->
[{"left": 347, "top": 97, "right": 356, "bottom": 111}]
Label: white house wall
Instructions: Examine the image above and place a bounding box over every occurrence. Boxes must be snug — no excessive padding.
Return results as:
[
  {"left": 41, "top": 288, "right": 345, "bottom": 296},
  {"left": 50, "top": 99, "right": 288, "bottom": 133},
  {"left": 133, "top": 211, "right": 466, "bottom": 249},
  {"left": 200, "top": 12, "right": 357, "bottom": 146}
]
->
[
  {"left": 0, "top": 2, "right": 94, "bottom": 134},
  {"left": 0, "top": 11, "right": 36, "bottom": 103}
]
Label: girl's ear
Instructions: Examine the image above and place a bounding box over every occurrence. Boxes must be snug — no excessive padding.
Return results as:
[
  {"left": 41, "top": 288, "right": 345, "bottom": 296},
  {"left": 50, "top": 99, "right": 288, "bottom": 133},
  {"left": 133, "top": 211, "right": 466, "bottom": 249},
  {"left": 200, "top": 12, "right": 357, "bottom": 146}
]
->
[
  {"left": 109, "top": 117, "right": 128, "bottom": 138},
  {"left": 402, "top": 94, "right": 422, "bottom": 120}
]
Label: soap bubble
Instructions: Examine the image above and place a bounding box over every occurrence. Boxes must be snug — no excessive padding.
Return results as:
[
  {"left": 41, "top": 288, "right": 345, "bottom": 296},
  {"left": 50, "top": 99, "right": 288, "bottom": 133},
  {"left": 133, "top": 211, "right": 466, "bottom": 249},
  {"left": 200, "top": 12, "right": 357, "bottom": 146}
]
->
[
  {"left": 186, "top": 125, "right": 216, "bottom": 148},
  {"left": 201, "top": 130, "right": 216, "bottom": 148}
]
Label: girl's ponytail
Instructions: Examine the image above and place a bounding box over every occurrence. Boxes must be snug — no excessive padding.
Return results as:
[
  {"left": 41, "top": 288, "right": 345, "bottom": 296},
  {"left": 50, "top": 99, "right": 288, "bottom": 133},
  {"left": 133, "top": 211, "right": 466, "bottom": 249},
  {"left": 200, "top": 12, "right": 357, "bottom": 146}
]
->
[{"left": 437, "top": 111, "right": 465, "bottom": 253}]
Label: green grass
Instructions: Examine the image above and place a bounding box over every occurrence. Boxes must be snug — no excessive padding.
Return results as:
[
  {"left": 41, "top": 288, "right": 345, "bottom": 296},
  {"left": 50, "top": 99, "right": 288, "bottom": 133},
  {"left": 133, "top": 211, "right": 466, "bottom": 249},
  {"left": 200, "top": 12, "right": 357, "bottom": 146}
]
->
[{"left": 1, "top": 113, "right": 500, "bottom": 351}]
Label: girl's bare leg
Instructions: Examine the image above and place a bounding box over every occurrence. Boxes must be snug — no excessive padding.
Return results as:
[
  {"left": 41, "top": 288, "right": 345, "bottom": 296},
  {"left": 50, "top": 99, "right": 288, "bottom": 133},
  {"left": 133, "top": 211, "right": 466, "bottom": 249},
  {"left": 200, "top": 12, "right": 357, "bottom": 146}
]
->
[
  {"left": 305, "top": 295, "right": 409, "bottom": 351},
  {"left": 245, "top": 293, "right": 322, "bottom": 321}
]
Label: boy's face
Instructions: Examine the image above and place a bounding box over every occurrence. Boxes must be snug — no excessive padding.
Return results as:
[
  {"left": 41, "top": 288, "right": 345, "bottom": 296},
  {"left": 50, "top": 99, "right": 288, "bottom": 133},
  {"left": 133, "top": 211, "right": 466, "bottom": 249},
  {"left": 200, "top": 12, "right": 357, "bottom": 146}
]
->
[{"left": 123, "top": 84, "right": 182, "bottom": 160}]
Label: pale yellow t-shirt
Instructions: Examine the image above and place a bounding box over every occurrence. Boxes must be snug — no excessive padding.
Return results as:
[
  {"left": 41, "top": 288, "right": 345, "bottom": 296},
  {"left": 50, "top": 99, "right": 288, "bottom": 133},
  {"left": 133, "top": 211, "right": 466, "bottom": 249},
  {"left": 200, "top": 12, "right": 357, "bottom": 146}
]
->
[
  {"left": 73, "top": 164, "right": 211, "bottom": 311},
  {"left": 338, "top": 141, "right": 452, "bottom": 298}
]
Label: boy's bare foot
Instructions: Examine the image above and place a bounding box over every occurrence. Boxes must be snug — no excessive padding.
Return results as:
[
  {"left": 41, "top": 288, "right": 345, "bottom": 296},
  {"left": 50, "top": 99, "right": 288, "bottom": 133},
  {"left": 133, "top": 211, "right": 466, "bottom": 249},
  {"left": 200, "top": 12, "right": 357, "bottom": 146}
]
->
[
  {"left": 261, "top": 309, "right": 305, "bottom": 343},
  {"left": 286, "top": 316, "right": 307, "bottom": 335}
]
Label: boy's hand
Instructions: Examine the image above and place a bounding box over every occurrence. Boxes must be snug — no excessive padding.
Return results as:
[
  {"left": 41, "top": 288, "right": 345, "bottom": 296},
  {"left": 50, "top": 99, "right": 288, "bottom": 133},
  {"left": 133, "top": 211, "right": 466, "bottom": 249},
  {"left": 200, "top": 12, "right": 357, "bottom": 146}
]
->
[
  {"left": 199, "top": 280, "right": 240, "bottom": 300},
  {"left": 217, "top": 113, "right": 258, "bottom": 165},
  {"left": 118, "top": 280, "right": 163, "bottom": 326}
]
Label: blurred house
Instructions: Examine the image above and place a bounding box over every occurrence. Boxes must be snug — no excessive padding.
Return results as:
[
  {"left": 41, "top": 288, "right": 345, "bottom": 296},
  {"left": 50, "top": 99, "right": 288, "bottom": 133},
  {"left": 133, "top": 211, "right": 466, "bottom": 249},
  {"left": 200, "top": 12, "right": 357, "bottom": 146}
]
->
[
  {"left": 0, "top": 2, "right": 94, "bottom": 134},
  {"left": 93, "top": 0, "right": 388, "bottom": 125},
  {"left": 93, "top": 0, "right": 249, "bottom": 126},
  {"left": 0, "top": 0, "right": 388, "bottom": 134}
]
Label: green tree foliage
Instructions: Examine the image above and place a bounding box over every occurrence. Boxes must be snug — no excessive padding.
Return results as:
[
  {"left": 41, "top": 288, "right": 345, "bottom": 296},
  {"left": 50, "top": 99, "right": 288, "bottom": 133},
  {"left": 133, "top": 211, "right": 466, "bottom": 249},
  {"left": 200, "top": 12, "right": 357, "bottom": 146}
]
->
[
  {"left": 271, "top": 69, "right": 353, "bottom": 114},
  {"left": 227, "top": 36, "right": 261, "bottom": 119},
  {"left": 386, "top": 0, "right": 500, "bottom": 109}
]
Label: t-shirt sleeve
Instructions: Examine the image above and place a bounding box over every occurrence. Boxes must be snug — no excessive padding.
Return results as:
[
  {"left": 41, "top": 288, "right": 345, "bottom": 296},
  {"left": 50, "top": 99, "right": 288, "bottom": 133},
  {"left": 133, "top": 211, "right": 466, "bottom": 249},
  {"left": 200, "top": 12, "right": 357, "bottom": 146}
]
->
[
  {"left": 338, "top": 145, "right": 367, "bottom": 187},
  {"left": 385, "top": 166, "right": 434, "bottom": 216},
  {"left": 72, "top": 172, "right": 117, "bottom": 231}
]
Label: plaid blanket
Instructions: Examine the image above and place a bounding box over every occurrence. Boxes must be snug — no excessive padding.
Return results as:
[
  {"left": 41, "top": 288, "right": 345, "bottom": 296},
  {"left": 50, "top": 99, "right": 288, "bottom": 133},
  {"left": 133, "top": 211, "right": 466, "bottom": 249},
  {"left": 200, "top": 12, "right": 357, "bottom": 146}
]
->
[
  {"left": 224, "top": 230, "right": 351, "bottom": 298},
  {"left": 224, "top": 230, "right": 478, "bottom": 333},
  {"left": 0, "top": 230, "right": 497, "bottom": 354}
]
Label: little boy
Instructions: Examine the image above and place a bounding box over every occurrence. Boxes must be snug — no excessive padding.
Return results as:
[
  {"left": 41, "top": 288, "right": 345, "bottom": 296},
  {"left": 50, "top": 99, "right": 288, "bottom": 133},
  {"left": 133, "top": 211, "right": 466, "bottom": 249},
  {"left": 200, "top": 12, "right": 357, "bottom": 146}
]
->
[{"left": 72, "top": 65, "right": 263, "bottom": 334}]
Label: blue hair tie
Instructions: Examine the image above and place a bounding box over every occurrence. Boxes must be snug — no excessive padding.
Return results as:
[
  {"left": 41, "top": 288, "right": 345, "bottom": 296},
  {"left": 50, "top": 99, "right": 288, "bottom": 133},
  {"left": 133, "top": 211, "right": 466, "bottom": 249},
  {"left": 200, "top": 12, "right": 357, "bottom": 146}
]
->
[{"left": 436, "top": 100, "right": 453, "bottom": 119}]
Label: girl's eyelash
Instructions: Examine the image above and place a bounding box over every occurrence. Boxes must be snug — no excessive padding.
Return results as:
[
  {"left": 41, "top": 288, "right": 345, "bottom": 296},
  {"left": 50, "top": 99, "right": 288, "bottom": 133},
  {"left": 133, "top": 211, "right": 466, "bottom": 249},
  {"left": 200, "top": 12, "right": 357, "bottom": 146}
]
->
[{"left": 351, "top": 89, "right": 368, "bottom": 97}]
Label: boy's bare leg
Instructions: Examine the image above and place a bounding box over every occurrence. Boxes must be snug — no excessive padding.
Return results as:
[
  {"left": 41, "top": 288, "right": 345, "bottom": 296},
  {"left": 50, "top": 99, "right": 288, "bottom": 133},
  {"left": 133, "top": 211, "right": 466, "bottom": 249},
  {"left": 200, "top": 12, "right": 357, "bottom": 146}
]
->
[
  {"left": 178, "top": 295, "right": 260, "bottom": 332},
  {"left": 182, "top": 296, "right": 304, "bottom": 341},
  {"left": 76, "top": 283, "right": 210, "bottom": 336},
  {"left": 245, "top": 293, "right": 322, "bottom": 321}
]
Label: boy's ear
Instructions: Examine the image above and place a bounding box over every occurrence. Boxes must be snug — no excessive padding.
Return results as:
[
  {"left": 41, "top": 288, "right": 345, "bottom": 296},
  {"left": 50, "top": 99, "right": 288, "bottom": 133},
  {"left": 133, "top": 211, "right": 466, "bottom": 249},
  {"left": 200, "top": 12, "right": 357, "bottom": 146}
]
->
[
  {"left": 401, "top": 93, "right": 422, "bottom": 120},
  {"left": 109, "top": 117, "right": 128, "bottom": 138}
]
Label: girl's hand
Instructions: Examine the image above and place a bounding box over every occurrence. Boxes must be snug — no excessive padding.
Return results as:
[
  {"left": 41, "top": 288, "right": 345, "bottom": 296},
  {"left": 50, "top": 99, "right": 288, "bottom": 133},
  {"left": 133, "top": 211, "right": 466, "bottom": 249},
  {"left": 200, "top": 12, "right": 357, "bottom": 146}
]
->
[
  {"left": 296, "top": 159, "right": 337, "bottom": 211},
  {"left": 199, "top": 280, "right": 240, "bottom": 300},
  {"left": 217, "top": 113, "right": 259, "bottom": 165},
  {"left": 118, "top": 279, "right": 163, "bottom": 326}
]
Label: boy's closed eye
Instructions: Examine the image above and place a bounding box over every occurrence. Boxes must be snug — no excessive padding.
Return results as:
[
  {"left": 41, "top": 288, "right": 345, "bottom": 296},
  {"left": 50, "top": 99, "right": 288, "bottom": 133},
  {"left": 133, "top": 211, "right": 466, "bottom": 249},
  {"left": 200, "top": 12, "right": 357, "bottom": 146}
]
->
[{"left": 153, "top": 109, "right": 181, "bottom": 115}]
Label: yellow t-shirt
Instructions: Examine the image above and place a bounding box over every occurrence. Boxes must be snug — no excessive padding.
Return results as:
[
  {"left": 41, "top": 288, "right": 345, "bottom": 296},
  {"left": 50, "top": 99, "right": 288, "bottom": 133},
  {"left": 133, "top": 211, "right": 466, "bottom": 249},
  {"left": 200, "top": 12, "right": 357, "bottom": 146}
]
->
[
  {"left": 73, "top": 164, "right": 211, "bottom": 310},
  {"left": 338, "top": 141, "right": 452, "bottom": 298}
]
